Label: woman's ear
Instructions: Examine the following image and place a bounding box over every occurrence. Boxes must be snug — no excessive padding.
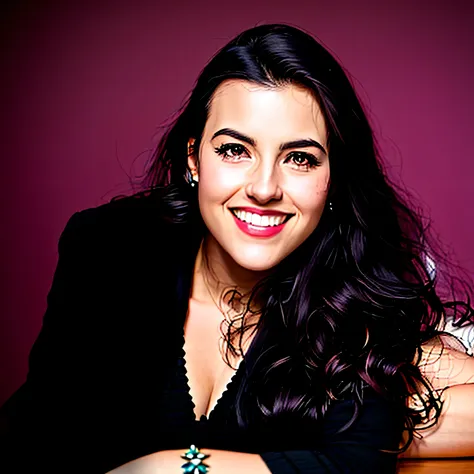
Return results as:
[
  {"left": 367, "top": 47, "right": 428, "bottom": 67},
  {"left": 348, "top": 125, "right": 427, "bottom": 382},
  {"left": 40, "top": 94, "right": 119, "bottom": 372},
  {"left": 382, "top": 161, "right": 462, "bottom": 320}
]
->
[{"left": 187, "top": 138, "right": 199, "bottom": 182}]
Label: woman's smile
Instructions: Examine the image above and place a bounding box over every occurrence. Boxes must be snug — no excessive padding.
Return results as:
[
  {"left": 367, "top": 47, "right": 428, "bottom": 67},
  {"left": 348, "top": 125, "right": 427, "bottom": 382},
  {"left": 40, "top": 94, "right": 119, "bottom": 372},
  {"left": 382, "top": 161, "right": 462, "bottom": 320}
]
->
[{"left": 230, "top": 207, "right": 294, "bottom": 238}]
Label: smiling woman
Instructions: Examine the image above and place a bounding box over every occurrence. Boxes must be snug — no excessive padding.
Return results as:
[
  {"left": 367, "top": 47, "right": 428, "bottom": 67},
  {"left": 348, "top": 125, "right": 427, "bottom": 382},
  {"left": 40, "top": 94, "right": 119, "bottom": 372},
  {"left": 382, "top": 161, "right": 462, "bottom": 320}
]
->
[{"left": 1, "top": 23, "right": 474, "bottom": 474}]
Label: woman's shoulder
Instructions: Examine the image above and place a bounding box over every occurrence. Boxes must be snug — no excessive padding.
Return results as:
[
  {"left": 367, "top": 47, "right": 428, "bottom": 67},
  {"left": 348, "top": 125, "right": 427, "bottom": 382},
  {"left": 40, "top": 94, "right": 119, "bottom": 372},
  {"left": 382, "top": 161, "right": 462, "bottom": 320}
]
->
[
  {"left": 54, "top": 188, "right": 199, "bottom": 275},
  {"left": 69, "top": 188, "right": 170, "bottom": 232},
  {"left": 62, "top": 187, "right": 188, "bottom": 249}
]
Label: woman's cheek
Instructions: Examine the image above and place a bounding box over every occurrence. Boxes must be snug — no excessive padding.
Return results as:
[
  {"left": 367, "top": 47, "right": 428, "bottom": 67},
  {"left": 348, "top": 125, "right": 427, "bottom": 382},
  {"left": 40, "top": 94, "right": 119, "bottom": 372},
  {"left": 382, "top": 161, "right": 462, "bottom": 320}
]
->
[
  {"left": 202, "top": 164, "right": 247, "bottom": 199},
  {"left": 286, "top": 174, "right": 329, "bottom": 211}
]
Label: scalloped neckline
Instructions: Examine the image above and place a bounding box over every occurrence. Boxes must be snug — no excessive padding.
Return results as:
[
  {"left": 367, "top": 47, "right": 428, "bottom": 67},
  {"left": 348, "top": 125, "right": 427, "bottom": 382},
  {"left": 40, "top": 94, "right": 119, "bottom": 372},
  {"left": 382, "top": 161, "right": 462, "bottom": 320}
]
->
[{"left": 181, "top": 329, "right": 245, "bottom": 422}]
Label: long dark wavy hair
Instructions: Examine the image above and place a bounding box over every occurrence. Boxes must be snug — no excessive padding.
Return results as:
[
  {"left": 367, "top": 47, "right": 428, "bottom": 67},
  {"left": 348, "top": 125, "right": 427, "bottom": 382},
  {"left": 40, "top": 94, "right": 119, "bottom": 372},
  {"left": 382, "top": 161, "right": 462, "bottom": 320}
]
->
[{"left": 133, "top": 23, "right": 473, "bottom": 449}]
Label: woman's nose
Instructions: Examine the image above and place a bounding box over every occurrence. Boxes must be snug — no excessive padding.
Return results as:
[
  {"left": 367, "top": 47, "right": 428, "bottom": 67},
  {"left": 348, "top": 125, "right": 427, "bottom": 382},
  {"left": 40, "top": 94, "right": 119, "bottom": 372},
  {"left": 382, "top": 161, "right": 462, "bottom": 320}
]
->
[{"left": 245, "top": 167, "right": 283, "bottom": 204}]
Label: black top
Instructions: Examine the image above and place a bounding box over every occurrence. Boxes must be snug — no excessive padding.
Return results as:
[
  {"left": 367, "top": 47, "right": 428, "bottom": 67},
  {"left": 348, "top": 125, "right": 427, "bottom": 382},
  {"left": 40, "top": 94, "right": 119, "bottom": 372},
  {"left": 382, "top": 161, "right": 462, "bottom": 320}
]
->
[
  {"left": 158, "top": 329, "right": 403, "bottom": 473},
  {"left": 0, "top": 189, "right": 403, "bottom": 473},
  {"left": 156, "top": 329, "right": 247, "bottom": 451}
]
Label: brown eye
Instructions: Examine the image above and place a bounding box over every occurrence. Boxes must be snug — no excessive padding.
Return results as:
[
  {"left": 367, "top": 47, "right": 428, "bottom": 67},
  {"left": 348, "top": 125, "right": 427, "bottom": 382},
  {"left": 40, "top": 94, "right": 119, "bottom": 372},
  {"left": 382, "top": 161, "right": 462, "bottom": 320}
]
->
[
  {"left": 214, "top": 143, "right": 248, "bottom": 160},
  {"left": 286, "top": 152, "right": 321, "bottom": 169},
  {"left": 293, "top": 154, "right": 308, "bottom": 166}
]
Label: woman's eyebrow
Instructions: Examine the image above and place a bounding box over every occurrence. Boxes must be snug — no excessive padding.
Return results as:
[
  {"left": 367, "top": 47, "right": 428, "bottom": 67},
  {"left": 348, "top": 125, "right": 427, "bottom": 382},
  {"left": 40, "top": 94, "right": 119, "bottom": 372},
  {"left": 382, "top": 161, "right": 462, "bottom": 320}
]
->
[
  {"left": 281, "top": 139, "right": 327, "bottom": 155},
  {"left": 211, "top": 128, "right": 327, "bottom": 155},
  {"left": 212, "top": 128, "right": 256, "bottom": 146}
]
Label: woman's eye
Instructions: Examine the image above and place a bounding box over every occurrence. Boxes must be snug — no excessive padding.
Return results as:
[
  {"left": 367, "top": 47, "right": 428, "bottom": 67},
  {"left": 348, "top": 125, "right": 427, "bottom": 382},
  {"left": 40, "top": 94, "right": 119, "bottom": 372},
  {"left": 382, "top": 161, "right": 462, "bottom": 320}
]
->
[
  {"left": 286, "top": 152, "right": 321, "bottom": 170},
  {"left": 214, "top": 143, "right": 248, "bottom": 161}
]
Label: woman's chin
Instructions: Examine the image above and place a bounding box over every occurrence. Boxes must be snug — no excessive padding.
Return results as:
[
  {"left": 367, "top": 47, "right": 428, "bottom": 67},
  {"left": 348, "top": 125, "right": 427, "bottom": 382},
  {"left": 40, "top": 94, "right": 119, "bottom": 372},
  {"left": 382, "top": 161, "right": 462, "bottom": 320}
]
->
[{"left": 230, "top": 252, "right": 283, "bottom": 273}]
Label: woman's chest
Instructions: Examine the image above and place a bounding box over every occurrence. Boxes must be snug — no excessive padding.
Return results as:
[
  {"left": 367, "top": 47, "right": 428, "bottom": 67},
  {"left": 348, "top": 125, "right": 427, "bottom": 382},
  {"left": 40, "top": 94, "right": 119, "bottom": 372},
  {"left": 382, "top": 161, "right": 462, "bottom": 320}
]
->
[{"left": 183, "top": 305, "right": 240, "bottom": 418}]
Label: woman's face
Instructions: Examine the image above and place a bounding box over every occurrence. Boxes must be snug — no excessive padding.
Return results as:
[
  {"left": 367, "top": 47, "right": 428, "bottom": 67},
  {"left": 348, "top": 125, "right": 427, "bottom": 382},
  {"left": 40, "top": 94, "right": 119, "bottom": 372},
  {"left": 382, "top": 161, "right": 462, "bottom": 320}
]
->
[{"left": 188, "top": 79, "right": 330, "bottom": 272}]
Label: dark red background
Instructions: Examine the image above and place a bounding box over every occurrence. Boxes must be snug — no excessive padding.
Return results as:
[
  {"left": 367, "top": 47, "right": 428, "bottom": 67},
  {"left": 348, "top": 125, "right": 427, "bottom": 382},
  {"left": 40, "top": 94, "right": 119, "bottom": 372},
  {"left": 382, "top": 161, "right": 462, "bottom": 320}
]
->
[{"left": 1, "top": 0, "right": 473, "bottom": 405}]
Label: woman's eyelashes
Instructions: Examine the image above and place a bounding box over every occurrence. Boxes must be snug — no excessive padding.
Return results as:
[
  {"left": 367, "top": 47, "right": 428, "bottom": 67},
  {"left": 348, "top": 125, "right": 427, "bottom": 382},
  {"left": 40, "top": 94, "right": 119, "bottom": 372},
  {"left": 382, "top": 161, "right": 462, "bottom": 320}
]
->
[
  {"left": 287, "top": 151, "right": 322, "bottom": 170},
  {"left": 213, "top": 143, "right": 322, "bottom": 170},
  {"left": 214, "top": 143, "right": 249, "bottom": 161}
]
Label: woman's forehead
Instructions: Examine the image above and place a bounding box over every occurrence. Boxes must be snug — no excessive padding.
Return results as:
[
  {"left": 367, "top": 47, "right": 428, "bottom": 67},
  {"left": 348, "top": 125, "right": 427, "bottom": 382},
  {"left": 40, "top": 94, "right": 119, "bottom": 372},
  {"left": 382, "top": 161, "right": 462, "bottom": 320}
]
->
[{"left": 205, "top": 79, "right": 327, "bottom": 145}]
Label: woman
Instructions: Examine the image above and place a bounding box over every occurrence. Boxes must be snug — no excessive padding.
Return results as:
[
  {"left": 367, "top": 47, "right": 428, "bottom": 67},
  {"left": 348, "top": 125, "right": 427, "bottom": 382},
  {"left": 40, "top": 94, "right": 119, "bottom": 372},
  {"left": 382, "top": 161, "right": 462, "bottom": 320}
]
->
[{"left": 1, "top": 23, "right": 473, "bottom": 473}]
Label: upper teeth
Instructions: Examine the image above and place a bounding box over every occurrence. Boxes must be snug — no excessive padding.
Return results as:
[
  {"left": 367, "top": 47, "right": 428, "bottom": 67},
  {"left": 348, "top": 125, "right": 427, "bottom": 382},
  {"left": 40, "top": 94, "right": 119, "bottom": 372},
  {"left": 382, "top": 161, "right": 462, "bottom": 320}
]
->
[{"left": 233, "top": 210, "right": 287, "bottom": 227}]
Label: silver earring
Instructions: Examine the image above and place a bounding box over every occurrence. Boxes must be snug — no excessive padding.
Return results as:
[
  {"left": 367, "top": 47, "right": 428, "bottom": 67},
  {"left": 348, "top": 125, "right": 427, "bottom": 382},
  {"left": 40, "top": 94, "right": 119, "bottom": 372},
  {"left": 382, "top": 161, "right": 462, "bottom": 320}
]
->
[
  {"left": 185, "top": 169, "right": 198, "bottom": 187},
  {"left": 329, "top": 201, "right": 333, "bottom": 212}
]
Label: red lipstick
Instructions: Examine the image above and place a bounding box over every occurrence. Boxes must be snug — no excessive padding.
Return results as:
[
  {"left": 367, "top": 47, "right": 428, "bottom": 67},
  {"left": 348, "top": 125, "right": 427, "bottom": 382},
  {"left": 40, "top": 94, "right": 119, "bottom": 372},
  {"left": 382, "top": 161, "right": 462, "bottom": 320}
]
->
[{"left": 231, "top": 212, "right": 290, "bottom": 238}]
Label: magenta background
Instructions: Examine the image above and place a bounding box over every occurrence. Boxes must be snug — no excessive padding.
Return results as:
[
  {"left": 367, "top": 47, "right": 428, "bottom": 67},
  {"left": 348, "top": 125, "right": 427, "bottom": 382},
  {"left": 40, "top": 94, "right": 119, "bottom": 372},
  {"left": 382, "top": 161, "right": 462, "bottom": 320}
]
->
[{"left": 1, "top": 1, "right": 473, "bottom": 405}]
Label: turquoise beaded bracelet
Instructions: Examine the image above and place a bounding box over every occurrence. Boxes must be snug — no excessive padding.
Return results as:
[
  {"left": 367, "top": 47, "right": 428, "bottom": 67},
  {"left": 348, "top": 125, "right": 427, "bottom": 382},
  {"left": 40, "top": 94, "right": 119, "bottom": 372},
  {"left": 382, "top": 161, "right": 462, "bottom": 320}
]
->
[{"left": 181, "top": 445, "right": 210, "bottom": 473}]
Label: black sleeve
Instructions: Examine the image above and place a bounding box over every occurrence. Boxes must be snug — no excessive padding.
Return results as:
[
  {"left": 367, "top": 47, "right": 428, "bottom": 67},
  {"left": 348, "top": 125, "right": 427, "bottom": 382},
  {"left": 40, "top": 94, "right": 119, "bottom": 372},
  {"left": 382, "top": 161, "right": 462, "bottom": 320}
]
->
[
  {"left": 1, "top": 205, "right": 180, "bottom": 473},
  {"left": 260, "top": 395, "right": 403, "bottom": 473},
  {"left": 0, "top": 211, "right": 105, "bottom": 472}
]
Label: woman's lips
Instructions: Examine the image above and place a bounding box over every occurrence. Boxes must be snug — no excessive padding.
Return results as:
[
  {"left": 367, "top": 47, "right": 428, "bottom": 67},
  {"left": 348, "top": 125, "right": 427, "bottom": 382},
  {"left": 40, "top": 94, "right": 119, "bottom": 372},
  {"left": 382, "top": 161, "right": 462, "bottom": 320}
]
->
[{"left": 231, "top": 212, "right": 290, "bottom": 238}]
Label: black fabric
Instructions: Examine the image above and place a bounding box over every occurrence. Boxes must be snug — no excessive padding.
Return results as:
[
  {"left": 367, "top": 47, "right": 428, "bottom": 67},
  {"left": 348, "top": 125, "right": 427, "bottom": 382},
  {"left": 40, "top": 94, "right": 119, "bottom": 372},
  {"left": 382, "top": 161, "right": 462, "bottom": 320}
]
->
[{"left": 0, "top": 190, "right": 403, "bottom": 473}]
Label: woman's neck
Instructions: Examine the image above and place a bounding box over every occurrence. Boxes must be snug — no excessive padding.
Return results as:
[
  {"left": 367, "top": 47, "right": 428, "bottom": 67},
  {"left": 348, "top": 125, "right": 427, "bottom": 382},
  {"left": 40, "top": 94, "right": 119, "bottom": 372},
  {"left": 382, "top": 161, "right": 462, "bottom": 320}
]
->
[{"left": 190, "top": 234, "right": 269, "bottom": 314}]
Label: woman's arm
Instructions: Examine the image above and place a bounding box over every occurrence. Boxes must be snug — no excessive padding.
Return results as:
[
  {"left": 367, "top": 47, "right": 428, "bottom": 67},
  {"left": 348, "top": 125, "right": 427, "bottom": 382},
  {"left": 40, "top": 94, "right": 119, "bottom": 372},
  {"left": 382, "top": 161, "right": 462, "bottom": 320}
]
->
[
  {"left": 401, "top": 383, "right": 474, "bottom": 458},
  {"left": 402, "top": 340, "right": 474, "bottom": 458},
  {"left": 0, "top": 205, "right": 175, "bottom": 473},
  {"left": 0, "top": 211, "right": 123, "bottom": 472},
  {"left": 107, "top": 449, "right": 270, "bottom": 474}
]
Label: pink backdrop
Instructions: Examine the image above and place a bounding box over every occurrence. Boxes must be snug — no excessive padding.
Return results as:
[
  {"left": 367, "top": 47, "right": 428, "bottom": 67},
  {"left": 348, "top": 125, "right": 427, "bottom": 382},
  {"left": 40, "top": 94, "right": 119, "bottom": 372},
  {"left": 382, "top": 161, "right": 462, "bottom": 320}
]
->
[{"left": 1, "top": 0, "right": 473, "bottom": 405}]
